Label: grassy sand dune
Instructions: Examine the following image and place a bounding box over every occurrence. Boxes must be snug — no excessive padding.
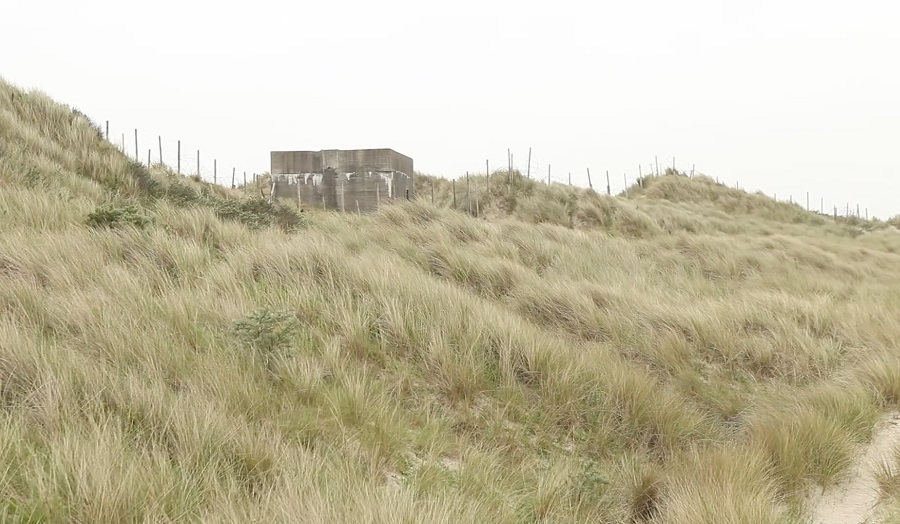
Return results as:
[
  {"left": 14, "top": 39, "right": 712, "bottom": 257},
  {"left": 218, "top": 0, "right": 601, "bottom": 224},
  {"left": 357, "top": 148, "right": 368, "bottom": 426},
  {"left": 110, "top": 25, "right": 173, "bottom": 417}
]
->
[{"left": 3, "top": 76, "right": 900, "bottom": 523}]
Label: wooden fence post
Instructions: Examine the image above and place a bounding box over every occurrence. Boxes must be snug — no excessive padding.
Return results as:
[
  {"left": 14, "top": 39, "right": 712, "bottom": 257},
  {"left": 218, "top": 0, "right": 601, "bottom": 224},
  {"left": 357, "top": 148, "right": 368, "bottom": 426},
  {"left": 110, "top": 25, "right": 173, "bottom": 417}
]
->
[
  {"left": 605, "top": 170, "right": 611, "bottom": 196},
  {"left": 147, "top": 149, "right": 151, "bottom": 168},
  {"left": 105, "top": 121, "right": 109, "bottom": 140},
  {"left": 134, "top": 129, "right": 138, "bottom": 161},
  {"left": 526, "top": 147, "right": 531, "bottom": 179},
  {"left": 231, "top": 168, "right": 235, "bottom": 189},
  {"left": 466, "top": 171, "right": 471, "bottom": 214},
  {"left": 547, "top": 164, "right": 551, "bottom": 185},
  {"left": 158, "top": 136, "right": 163, "bottom": 166},
  {"left": 587, "top": 168, "right": 593, "bottom": 190},
  {"left": 475, "top": 183, "right": 480, "bottom": 217}
]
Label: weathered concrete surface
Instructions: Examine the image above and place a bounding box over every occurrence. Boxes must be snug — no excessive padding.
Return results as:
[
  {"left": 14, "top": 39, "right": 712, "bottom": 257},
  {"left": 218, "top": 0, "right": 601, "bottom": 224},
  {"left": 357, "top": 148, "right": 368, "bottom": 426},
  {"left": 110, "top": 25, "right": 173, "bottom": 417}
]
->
[
  {"left": 270, "top": 151, "right": 321, "bottom": 175},
  {"left": 271, "top": 149, "right": 412, "bottom": 179},
  {"left": 269, "top": 149, "right": 413, "bottom": 213}
]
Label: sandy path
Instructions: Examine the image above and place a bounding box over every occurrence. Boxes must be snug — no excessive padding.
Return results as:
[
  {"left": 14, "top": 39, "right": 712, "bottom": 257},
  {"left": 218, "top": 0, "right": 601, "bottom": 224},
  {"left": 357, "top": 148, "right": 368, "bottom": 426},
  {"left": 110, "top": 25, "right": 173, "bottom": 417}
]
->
[{"left": 809, "top": 413, "right": 900, "bottom": 524}]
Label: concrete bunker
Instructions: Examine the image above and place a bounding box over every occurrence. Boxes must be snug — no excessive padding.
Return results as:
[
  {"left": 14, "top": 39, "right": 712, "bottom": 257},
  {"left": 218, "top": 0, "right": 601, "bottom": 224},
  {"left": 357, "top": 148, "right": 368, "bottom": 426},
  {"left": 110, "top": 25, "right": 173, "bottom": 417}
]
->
[{"left": 269, "top": 148, "right": 413, "bottom": 213}]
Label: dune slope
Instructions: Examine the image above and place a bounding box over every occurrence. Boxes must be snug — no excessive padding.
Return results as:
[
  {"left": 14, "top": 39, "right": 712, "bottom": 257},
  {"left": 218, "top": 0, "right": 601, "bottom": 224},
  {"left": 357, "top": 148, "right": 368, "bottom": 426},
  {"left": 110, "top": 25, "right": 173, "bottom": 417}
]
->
[{"left": 2, "top": 77, "right": 900, "bottom": 523}]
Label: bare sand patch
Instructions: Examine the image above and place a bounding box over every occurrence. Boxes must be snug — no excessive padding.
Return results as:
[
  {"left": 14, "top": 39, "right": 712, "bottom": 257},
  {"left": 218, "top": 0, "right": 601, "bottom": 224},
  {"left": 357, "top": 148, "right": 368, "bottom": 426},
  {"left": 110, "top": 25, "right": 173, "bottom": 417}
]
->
[{"left": 809, "top": 413, "right": 900, "bottom": 524}]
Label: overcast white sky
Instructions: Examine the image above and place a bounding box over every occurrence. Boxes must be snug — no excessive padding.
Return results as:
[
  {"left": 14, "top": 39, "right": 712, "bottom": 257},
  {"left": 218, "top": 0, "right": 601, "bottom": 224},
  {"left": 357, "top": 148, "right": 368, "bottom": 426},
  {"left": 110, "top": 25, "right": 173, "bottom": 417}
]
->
[{"left": 2, "top": 0, "right": 898, "bottom": 218}]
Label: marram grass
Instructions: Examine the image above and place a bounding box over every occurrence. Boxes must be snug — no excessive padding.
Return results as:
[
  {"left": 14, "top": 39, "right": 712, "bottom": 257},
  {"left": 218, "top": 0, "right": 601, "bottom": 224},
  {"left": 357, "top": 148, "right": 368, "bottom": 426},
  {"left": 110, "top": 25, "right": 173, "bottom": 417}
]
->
[{"left": 3, "top": 76, "right": 900, "bottom": 523}]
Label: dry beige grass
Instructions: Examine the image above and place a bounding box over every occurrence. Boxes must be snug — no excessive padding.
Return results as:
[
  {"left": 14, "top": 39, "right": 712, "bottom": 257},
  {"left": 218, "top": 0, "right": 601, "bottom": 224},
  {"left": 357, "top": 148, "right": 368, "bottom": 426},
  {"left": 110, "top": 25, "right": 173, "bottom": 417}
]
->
[
  {"left": 868, "top": 434, "right": 900, "bottom": 523},
  {"left": 3, "top": 75, "right": 900, "bottom": 523}
]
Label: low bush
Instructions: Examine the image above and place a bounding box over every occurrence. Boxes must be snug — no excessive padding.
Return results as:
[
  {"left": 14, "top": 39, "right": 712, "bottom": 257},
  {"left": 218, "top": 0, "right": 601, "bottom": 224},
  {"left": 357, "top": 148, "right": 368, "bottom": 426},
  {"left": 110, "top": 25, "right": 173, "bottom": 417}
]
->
[{"left": 86, "top": 203, "right": 151, "bottom": 230}]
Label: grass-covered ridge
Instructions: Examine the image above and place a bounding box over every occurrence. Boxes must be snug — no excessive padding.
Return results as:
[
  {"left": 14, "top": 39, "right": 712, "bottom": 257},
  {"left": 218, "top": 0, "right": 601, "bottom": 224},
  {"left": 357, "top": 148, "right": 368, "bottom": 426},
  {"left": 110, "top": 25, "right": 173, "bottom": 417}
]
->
[
  {"left": 0, "top": 81, "right": 305, "bottom": 235},
  {"left": 3, "top": 76, "right": 900, "bottom": 523},
  {"left": 410, "top": 166, "right": 890, "bottom": 240}
]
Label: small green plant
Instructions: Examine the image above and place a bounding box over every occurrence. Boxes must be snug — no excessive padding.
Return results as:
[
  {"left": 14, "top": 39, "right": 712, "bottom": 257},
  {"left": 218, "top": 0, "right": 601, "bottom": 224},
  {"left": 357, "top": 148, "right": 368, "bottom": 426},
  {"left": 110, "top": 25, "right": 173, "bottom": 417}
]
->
[
  {"left": 572, "top": 459, "right": 612, "bottom": 512},
  {"left": 233, "top": 308, "right": 300, "bottom": 361},
  {"left": 85, "top": 203, "right": 151, "bottom": 229},
  {"left": 164, "top": 181, "right": 202, "bottom": 206},
  {"left": 210, "top": 195, "right": 306, "bottom": 232}
]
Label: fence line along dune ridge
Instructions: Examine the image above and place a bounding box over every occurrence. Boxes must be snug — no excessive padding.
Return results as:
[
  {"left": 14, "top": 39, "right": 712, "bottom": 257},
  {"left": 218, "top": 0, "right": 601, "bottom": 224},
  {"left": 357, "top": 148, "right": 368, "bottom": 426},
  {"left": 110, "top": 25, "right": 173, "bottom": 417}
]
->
[
  {"left": 95, "top": 113, "right": 876, "bottom": 223},
  {"left": 3, "top": 76, "right": 900, "bottom": 523}
]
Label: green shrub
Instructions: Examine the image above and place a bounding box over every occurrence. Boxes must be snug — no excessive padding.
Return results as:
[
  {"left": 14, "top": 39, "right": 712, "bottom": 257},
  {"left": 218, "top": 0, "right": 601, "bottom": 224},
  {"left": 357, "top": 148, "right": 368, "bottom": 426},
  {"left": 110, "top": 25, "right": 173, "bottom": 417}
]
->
[
  {"left": 86, "top": 203, "right": 151, "bottom": 230},
  {"left": 233, "top": 308, "right": 300, "bottom": 361},
  {"left": 212, "top": 196, "right": 306, "bottom": 233},
  {"left": 164, "top": 181, "right": 202, "bottom": 206},
  {"left": 214, "top": 196, "right": 275, "bottom": 230},
  {"left": 161, "top": 182, "right": 306, "bottom": 233}
]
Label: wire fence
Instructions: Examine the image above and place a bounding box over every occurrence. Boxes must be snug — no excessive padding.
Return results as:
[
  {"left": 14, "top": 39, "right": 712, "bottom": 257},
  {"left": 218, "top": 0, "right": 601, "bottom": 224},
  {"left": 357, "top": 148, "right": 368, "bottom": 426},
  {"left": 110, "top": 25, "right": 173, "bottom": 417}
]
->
[
  {"left": 506, "top": 150, "right": 684, "bottom": 198},
  {"left": 102, "top": 120, "right": 260, "bottom": 189},
  {"left": 461, "top": 148, "right": 875, "bottom": 222},
  {"left": 95, "top": 121, "right": 875, "bottom": 222}
]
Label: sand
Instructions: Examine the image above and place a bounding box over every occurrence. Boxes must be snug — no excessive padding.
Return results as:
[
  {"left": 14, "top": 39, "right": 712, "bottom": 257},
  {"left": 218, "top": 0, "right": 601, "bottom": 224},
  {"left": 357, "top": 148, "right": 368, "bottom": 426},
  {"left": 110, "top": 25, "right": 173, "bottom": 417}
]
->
[{"left": 809, "top": 413, "right": 900, "bottom": 524}]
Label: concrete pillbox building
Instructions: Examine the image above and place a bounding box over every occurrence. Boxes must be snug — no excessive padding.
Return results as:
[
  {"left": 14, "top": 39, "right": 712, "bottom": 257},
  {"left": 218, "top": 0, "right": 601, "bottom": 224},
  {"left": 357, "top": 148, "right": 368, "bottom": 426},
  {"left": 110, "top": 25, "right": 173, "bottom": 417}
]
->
[{"left": 269, "top": 148, "right": 414, "bottom": 213}]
